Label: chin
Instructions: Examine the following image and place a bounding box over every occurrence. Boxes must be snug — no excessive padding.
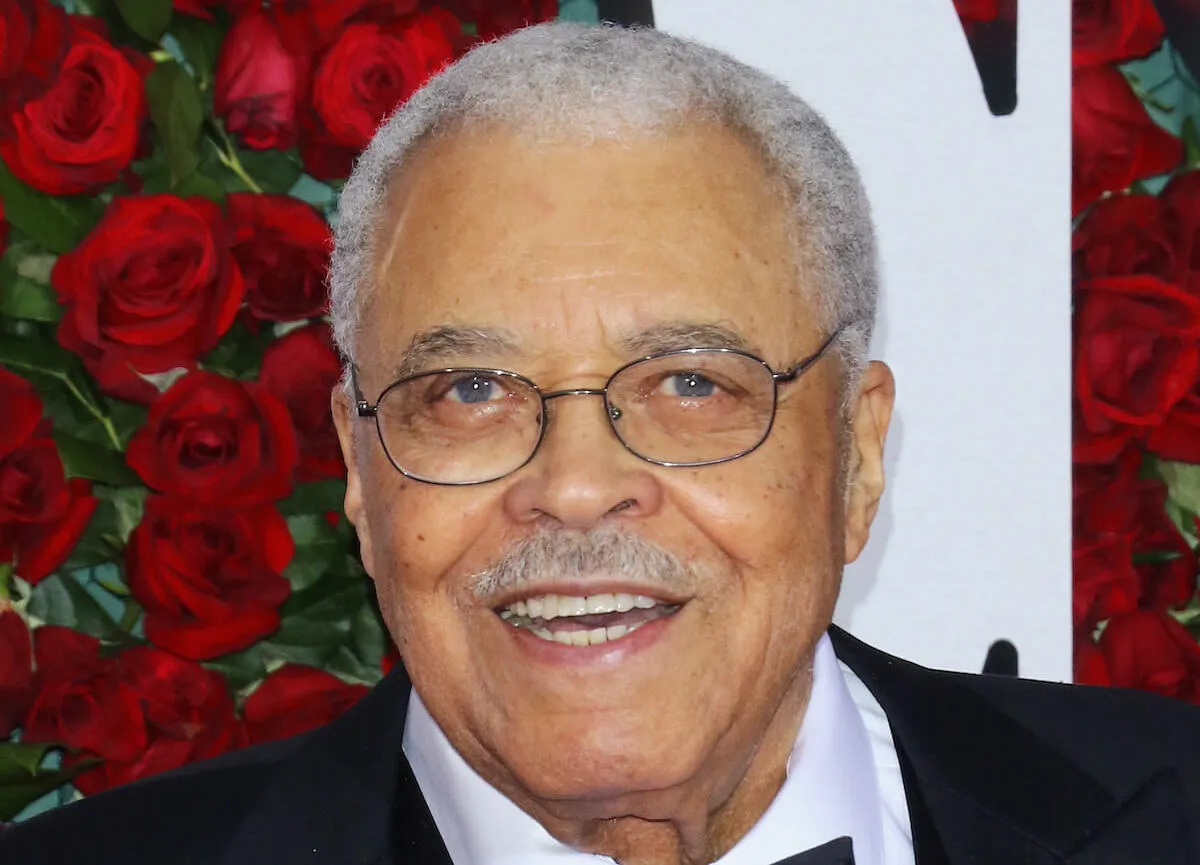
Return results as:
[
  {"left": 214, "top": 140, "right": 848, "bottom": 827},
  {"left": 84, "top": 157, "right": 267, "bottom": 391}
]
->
[{"left": 492, "top": 711, "right": 715, "bottom": 805}]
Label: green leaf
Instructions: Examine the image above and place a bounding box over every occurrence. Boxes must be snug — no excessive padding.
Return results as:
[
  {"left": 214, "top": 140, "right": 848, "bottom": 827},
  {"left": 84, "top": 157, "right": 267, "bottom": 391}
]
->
[
  {"left": 0, "top": 768, "right": 84, "bottom": 822},
  {"left": 0, "top": 160, "right": 102, "bottom": 254},
  {"left": 171, "top": 15, "right": 223, "bottom": 89},
  {"left": 1160, "top": 460, "right": 1200, "bottom": 516},
  {"left": 26, "top": 572, "right": 126, "bottom": 641},
  {"left": 172, "top": 170, "right": 225, "bottom": 201},
  {"left": 205, "top": 644, "right": 269, "bottom": 693},
  {"left": 103, "top": 485, "right": 148, "bottom": 545},
  {"left": 237, "top": 150, "right": 303, "bottom": 195},
  {"left": 0, "top": 743, "right": 54, "bottom": 780},
  {"left": 0, "top": 332, "right": 76, "bottom": 377},
  {"left": 115, "top": 0, "right": 171, "bottom": 41},
  {"left": 279, "top": 481, "right": 347, "bottom": 517},
  {"left": 0, "top": 272, "right": 62, "bottom": 323},
  {"left": 1183, "top": 115, "right": 1200, "bottom": 169},
  {"left": 145, "top": 62, "right": 204, "bottom": 184},
  {"left": 0, "top": 744, "right": 95, "bottom": 822},
  {"left": 201, "top": 319, "right": 275, "bottom": 378},
  {"left": 52, "top": 430, "right": 139, "bottom": 486},
  {"left": 351, "top": 600, "right": 387, "bottom": 669}
]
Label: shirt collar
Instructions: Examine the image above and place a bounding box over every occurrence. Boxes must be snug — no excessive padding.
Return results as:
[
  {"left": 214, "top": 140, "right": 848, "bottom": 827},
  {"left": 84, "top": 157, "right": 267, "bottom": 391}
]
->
[{"left": 403, "top": 633, "right": 886, "bottom": 865}]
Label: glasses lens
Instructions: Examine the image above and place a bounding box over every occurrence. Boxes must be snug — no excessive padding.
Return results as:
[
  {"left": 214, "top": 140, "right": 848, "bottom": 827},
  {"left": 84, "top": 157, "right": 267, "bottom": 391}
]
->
[
  {"left": 606, "top": 351, "right": 777, "bottom": 465},
  {"left": 375, "top": 370, "right": 542, "bottom": 484}
]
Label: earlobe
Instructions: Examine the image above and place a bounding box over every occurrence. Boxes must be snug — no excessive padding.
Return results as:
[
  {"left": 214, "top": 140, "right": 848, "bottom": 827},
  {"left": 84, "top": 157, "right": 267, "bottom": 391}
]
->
[
  {"left": 843, "top": 361, "right": 895, "bottom": 564},
  {"left": 331, "top": 385, "right": 376, "bottom": 577}
]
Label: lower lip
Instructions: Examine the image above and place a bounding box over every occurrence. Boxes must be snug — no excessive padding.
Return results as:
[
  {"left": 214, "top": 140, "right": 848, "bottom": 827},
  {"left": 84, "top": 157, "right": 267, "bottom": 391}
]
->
[{"left": 501, "top": 610, "right": 680, "bottom": 666}]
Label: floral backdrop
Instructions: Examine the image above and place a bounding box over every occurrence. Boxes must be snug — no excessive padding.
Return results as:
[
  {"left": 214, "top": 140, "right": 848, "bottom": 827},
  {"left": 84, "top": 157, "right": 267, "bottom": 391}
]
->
[
  {"left": 1, "top": 0, "right": 1199, "bottom": 828},
  {"left": 0, "top": 0, "right": 568, "bottom": 823}
]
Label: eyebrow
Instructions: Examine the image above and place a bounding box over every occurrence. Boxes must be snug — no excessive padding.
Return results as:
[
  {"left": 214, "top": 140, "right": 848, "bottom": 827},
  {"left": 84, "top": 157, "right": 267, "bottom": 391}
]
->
[
  {"left": 618, "top": 322, "right": 758, "bottom": 357},
  {"left": 389, "top": 320, "right": 758, "bottom": 379},
  {"left": 392, "top": 325, "right": 521, "bottom": 378}
]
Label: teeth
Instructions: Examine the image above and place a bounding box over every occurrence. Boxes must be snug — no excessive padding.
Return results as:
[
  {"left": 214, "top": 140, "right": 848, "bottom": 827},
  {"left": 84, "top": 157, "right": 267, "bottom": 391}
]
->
[
  {"left": 569, "top": 630, "right": 590, "bottom": 647},
  {"left": 588, "top": 627, "right": 608, "bottom": 645},
  {"left": 518, "top": 621, "right": 647, "bottom": 647},
  {"left": 606, "top": 624, "right": 628, "bottom": 641},
  {"left": 553, "top": 631, "right": 573, "bottom": 646},
  {"left": 556, "top": 595, "right": 587, "bottom": 617},
  {"left": 586, "top": 594, "right": 616, "bottom": 614},
  {"left": 503, "top": 592, "right": 663, "bottom": 619}
]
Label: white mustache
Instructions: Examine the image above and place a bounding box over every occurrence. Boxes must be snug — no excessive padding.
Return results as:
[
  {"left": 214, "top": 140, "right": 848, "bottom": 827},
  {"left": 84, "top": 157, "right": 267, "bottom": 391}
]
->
[{"left": 470, "top": 525, "right": 697, "bottom": 602}]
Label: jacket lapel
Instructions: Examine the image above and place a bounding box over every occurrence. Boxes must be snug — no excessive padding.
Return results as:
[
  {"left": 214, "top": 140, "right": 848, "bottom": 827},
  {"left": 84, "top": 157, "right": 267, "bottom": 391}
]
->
[
  {"left": 216, "top": 665, "right": 452, "bottom": 865},
  {"left": 830, "top": 627, "right": 1195, "bottom": 865}
]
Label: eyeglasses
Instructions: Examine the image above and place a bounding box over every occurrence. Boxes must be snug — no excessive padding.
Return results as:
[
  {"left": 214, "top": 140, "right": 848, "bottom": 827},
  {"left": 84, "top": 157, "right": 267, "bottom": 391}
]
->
[{"left": 352, "top": 329, "right": 843, "bottom": 486}]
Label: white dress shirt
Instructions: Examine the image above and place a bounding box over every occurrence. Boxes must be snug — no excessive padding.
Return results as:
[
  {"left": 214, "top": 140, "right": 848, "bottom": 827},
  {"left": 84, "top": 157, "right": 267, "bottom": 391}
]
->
[{"left": 404, "top": 634, "right": 915, "bottom": 865}]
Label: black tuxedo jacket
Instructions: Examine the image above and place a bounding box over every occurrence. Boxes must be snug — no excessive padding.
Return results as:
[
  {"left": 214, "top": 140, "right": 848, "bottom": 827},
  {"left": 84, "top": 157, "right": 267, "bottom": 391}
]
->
[{"left": 4, "top": 627, "right": 1200, "bottom": 864}]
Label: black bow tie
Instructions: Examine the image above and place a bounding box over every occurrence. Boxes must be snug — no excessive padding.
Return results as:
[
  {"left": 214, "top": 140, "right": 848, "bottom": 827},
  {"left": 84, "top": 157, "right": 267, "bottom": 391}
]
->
[{"left": 771, "top": 836, "right": 855, "bottom": 865}]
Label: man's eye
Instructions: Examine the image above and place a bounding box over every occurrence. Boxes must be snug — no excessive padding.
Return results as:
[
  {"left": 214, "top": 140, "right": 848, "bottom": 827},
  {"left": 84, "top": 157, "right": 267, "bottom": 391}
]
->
[
  {"left": 659, "top": 372, "right": 718, "bottom": 398},
  {"left": 445, "top": 375, "right": 505, "bottom": 404}
]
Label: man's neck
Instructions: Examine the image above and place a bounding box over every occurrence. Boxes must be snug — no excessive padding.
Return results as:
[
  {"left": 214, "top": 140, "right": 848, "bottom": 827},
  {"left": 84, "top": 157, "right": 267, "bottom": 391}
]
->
[{"left": 512, "top": 669, "right": 813, "bottom": 865}]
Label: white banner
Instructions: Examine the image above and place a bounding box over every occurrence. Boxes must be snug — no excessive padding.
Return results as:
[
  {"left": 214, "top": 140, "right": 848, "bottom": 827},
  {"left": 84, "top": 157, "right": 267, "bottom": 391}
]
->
[{"left": 652, "top": 0, "right": 1072, "bottom": 681}]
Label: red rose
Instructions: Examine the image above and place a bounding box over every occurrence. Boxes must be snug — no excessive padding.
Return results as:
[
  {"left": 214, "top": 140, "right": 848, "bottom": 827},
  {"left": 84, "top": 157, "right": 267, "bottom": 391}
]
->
[
  {"left": 259, "top": 324, "right": 345, "bottom": 481},
  {"left": 1159, "top": 170, "right": 1200, "bottom": 296},
  {"left": 127, "top": 371, "right": 298, "bottom": 508},
  {"left": 301, "top": 13, "right": 455, "bottom": 179},
  {"left": 127, "top": 496, "right": 293, "bottom": 660},
  {"left": 1073, "top": 276, "right": 1200, "bottom": 463},
  {"left": 1074, "top": 532, "right": 1140, "bottom": 630},
  {"left": 1074, "top": 630, "right": 1110, "bottom": 686},
  {"left": 78, "top": 646, "right": 245, "bottom": 794},
  {"left": 0, "top": 366, "right": 42, "bottom": 461},
  {"left": 1072, "top": 64, "right": 1183, "bottom": 216},
  {"left": 25, "top": 631, "right": 246, "bottom": 794},
  {"left": 0, "top": 0, "right": 68, "bottom": 118},
  {"left": 1072, "top": 193, "right": 1174, "bottom": 282},
  {"left": 0, "top": 20, "right": 145, "bottom": 194},
  {"left": 243, "top": 665, "right": 369, "bottom": 744},
  {"left": 1099, "top": 609, "right": 1200, "bottom": 702},
  {"left": 443, "top": 0, "right": 554, "bottom": 41},
  {"left": 0, "top": 420, "right": 97, "bottom": 585},
  {"left": 214, "top": 11, "right": 310, "bottom": 151},
  {"left": 1071, "top": 446, "right": 1194, "bottom": 612},
  {"left": 1147, "top": 379, "right": 1200, "bottom": 461},
  {"left": 173, "top": 0, "right": 224, "bottom": 20},
  {"left": 0, "top": 608, "right": 33, "bottom": 737},
  {"left": 227, "top": 193, "right": 331, "bottom": 323},
  {"left": 229, "top": 0, "right": 371, "bottom": 53},
  {"left": 51, "top": 195, "right": 245, "bottom": 404},
  {"left": 1072, "top": 0, "right": 1164, "bottom": 68},
  {"left": 359, "top": 0, "right": 422, "bottom": 23},
  {"left": 23, "top": 627, "right": 147, "bottom": 762},
  {"left": 381, "top": 642, "right": 400, "bottom": 675}
]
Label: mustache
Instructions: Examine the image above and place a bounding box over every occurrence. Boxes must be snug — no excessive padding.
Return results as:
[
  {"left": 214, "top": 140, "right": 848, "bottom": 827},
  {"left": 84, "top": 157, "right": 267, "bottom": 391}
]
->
[{"left": 470, "top": 525, "right": 698, "bottom": 601}]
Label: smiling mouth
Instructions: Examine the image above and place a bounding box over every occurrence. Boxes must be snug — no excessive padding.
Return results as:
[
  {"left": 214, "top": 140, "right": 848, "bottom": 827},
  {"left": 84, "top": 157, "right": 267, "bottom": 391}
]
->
[{"left": 497, "top": 593, "right": 683, "bottom": 646}]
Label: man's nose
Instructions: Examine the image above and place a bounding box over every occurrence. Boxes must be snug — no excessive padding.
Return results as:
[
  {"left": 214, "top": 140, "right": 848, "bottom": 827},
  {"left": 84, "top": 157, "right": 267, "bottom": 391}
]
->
[{"left": 501, "top": 392, "right": 663, "bottom": 530}]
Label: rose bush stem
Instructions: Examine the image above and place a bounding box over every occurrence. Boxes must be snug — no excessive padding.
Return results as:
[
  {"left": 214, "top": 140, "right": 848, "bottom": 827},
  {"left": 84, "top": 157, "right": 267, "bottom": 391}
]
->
[
  {"left": 211, "top": 123, "right": 264, "bottom": 194},
  {"left": 59, "top": 375, "right": 123, "bottom": 451}
]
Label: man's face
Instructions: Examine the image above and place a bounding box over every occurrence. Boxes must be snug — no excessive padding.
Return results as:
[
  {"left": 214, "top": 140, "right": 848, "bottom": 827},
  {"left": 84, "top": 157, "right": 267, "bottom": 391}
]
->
[{"left": 334, "top": 123, "right": 893, "bottom": 832}]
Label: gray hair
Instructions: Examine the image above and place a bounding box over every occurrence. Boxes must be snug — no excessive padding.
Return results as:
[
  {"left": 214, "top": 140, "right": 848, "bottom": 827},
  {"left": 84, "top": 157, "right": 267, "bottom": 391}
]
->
[{"left": 330, "top": 22, "right": 878, "bottom": 387}]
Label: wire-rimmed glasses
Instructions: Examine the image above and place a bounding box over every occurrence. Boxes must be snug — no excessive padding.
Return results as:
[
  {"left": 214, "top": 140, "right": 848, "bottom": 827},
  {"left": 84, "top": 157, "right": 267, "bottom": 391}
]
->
[{"left": 352, "top": 329, "right": 843, "bottom": 486}]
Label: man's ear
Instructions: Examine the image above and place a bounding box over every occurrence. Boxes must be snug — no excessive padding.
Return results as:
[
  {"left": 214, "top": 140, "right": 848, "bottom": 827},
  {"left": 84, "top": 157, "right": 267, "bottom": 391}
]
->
[
  {"left": 332, "top": 384, "right": 376, "bottom": 579},
  {"left": 843, "top": 361, "right": 895, "bottom": 565}
]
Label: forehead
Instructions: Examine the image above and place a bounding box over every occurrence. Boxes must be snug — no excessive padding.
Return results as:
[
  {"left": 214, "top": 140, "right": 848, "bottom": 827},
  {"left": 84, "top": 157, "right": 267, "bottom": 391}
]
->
[{"left": 359, "top": 122, "right": 817, "bottom": 374}]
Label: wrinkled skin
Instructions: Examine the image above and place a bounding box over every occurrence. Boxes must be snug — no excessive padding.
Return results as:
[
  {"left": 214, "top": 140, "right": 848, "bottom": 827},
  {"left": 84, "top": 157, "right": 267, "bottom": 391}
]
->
[{"left": 333, "top": 123, "right": 895, "bottom": 865}]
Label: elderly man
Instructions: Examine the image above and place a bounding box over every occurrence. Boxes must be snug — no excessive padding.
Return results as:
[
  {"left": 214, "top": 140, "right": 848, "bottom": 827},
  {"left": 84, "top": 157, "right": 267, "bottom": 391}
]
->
[{"left": 5, "top": 21, "right": 1200, "bottom": 865}]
